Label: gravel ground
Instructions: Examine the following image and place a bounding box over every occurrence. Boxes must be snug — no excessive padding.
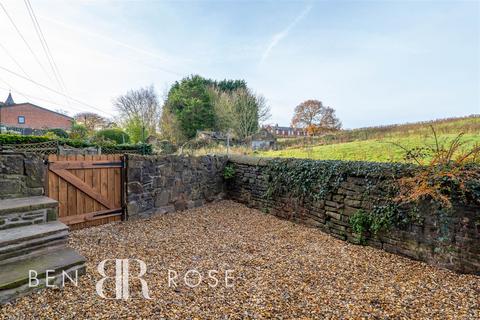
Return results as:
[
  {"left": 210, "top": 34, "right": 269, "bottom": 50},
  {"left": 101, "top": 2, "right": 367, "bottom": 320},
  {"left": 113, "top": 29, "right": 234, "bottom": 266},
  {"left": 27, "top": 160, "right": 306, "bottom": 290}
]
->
[{"left": 1, "top": 200, "right": 479, "bottom": 319}]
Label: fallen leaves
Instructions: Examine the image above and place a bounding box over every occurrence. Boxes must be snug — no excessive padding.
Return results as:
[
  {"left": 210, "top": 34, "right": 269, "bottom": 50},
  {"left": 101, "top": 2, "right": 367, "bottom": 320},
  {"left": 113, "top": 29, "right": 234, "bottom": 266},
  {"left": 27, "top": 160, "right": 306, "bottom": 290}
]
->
[{"left": 0, "top": 201, "right": 478, "bottom": 319}]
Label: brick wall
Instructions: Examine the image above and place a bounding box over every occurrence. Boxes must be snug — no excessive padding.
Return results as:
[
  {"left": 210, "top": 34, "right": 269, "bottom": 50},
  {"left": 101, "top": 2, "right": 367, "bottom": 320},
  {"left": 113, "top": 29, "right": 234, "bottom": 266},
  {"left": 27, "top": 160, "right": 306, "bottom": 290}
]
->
[
  {"left": 0, "top": 152, "right": 46, "bottom": 199},
  {"left": 226, "top": 155, "right": 480, "bottom": 275},
  {"left": 0, "top": 103, "right": 72, "bottom": 130},
  {"left": 127, "top": 155, "right": 227, "bottom": 217}
]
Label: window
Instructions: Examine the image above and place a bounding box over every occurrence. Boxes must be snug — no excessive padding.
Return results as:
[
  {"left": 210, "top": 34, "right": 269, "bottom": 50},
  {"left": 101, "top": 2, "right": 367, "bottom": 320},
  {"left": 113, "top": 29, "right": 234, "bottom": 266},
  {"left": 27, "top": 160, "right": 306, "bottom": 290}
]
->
[{"left": 18, "top": 116, "right": 25, "bottom": 124}]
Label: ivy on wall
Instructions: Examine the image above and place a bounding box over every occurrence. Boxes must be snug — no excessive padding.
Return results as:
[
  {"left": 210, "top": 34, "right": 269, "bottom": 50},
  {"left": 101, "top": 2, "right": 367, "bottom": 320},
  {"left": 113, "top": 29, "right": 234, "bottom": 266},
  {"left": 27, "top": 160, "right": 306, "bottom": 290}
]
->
[
  {"left": 263, "top": 158, "right": 413, "bottom": 202},
  {"left": 262, "top": 158, "right": 480, "bottom": 243}
]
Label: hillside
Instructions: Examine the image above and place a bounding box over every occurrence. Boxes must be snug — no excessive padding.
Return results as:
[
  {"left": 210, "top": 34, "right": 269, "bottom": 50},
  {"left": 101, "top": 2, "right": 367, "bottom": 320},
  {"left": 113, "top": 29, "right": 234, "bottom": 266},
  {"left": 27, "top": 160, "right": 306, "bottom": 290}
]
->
[{"left": 258, "top": 115, "right": 480, "bottom": 163}]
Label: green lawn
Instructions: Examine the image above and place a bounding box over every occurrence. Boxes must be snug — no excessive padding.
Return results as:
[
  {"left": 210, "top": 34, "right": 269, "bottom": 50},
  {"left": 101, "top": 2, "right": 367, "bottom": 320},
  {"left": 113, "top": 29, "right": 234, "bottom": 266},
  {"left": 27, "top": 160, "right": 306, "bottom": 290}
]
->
[{"left": 258, "top": 133, "right": 480, "bottom": 163}]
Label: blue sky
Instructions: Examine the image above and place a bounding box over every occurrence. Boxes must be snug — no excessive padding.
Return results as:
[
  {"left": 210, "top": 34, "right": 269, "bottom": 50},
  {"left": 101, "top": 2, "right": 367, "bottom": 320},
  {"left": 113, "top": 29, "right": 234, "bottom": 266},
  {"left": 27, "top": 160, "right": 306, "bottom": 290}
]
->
[{"left": 0, "top": 0, "right": 478, "bottom": 128}]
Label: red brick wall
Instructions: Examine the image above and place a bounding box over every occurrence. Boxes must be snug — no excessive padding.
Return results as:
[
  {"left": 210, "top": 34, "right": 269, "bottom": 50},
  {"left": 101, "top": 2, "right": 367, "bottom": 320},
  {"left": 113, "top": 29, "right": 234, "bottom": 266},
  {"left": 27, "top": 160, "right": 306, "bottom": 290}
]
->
[{"left": 0, "top": 104, "right": 72, "bottom": 130}]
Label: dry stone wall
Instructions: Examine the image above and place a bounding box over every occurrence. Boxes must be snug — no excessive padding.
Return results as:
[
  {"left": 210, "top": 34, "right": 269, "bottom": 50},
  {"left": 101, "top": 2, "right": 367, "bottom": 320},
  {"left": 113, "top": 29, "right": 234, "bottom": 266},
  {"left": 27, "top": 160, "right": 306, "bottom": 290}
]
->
[
  {"left": 0, "top": 152, "right": 45, "bottom": 199},
  {"left": 226, "top": 155, "right": 480, "bottom": 275},
  {"left": 127, "top": 155, "right": 227, "bottom": 218}
]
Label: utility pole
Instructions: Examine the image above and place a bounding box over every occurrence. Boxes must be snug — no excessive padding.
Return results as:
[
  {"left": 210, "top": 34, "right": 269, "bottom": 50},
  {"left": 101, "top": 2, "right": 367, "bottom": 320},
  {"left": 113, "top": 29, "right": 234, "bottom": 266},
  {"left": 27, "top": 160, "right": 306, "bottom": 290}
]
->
[{"left": 226, "top": 131, "right": 230, "bottom": 155}]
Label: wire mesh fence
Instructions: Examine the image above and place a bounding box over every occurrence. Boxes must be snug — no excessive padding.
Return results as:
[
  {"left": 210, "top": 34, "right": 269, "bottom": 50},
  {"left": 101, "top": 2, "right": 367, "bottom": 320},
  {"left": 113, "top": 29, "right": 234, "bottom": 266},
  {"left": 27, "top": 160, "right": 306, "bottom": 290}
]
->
[
  {"left": 0, "top": 141, "right": 150, "bottom": 156},
  {"left": 0, "top": 140, "right": 59, "bottom": 155}
]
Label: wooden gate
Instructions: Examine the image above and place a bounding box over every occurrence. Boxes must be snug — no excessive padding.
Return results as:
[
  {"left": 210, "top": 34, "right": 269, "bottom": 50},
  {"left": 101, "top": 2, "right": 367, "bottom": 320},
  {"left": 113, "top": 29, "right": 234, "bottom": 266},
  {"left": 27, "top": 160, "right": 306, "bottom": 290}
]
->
[{"left": 47, "top": 154, "right": 126, "bottom": 229}]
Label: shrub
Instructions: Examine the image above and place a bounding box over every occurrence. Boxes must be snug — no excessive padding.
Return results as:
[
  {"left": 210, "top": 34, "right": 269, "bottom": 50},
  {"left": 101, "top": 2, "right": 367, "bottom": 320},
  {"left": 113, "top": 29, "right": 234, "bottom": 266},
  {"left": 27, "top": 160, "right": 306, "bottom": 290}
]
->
[
  {"left": 394, "top": 127, "right": 480, "bottom": 207},
  {"left": 125, "top": 116, "right": 149, "bottom": 144},
  {"left": 95, "top": 128, "right": 130, "bottom": 144},
  {"left": 157, "top": 140, "right": 177, "bottom": 154},
  {"left": 59, "top": 138, "right": 93, "bottom": 148},
  {"left": 0, "top": 134, "right": 51, "bottom": 145},
  {"left": 69, "top": 123, "right": 88, "bottom": 140},
  {"left": 101, "top": 143, "right": 152, "bottom": 155},
  {"left": 45, "top": 128, "right": 68, "bottom": 139},
  {"left": 223, "top": 164, "right": 235, "bottom": 180}
]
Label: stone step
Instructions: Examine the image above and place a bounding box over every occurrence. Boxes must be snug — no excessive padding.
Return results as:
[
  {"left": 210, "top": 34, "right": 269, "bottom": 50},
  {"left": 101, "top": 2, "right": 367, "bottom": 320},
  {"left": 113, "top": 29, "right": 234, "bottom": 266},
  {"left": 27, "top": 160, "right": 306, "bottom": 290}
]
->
[
  {"left": 0, "top": 247, "right": 86, "bottom": 304},
  {"left": 0, "top": 196, "right": 58, "bottom": 230},
  {"left": 0, "top": 221, "right": 69, "bottom": 265}
]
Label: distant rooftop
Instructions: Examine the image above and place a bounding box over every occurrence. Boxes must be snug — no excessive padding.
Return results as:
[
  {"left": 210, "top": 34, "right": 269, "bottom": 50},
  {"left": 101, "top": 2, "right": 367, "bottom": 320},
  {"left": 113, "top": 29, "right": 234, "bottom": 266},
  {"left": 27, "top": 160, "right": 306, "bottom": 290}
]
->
[{"left": 4, "top": 92, "right": 15, "bottom": 106}]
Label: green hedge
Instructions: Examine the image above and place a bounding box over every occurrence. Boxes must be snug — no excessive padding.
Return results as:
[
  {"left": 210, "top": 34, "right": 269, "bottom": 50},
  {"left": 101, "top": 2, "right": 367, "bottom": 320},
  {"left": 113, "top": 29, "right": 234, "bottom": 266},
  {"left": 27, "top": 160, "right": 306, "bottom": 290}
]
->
[
  {"left": 0, "top": 134, "right": 151, "bottom": 154},
  {"left": 101, "top": 143, "right": 152, "bottom": 154},
  {"left": 95, "top": 128, "right": 130, "bottom": 144},
  {"left": 0, "top": 134, "right": 51, "bottom": 144}
]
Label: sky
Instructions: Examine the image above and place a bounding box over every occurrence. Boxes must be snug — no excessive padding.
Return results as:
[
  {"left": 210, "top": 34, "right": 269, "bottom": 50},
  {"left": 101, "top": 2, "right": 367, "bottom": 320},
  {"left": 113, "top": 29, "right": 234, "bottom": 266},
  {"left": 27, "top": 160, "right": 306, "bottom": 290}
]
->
[{"left": 0, "top": 0, "right": 479, "bottom": 129}]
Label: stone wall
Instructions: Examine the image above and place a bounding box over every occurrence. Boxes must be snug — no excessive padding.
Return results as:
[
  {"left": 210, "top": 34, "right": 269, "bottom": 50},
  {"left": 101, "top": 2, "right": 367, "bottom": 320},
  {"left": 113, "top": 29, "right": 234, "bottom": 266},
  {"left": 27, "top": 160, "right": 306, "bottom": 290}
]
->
[
  {"left": 0, "top": 152, "right": 45, "bottom": 199},
  {"left": 127, "top": 155, "right": 227, "bottom": 217},
  {"left": 226, "top": 155, "right": 480, "bottom": 275}
]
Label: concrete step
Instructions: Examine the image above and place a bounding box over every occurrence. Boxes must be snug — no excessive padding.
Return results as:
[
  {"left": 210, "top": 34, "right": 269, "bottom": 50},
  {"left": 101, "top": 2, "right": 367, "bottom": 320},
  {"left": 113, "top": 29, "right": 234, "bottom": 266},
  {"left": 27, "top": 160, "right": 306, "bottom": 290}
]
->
[
  {"left": 0, "top": 247, "right": 86, "bottom": 304},
  {"left": 0, "top": 196, "right": 58, "bottom": 230},
  {"left": 0, "top": 221, "right": 69, "bottom": 265}
]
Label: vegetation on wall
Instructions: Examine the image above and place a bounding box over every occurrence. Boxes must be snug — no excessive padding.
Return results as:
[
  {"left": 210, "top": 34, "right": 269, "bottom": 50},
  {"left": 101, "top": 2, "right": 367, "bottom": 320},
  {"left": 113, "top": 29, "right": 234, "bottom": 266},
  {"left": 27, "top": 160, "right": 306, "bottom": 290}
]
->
[
  {"left": 262, "top": 141, "right": 480, "bottom": 244},
  {"left": 223, "top": 164, "right": 236, "bottom": 180}
]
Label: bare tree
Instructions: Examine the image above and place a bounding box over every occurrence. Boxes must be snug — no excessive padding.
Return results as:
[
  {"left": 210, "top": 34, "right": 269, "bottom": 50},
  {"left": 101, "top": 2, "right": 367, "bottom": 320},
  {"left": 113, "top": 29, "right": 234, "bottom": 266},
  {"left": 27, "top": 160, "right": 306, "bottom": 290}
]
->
[
  {"left": 113, "top": 85, "right": 161, "bottom": 135},
  {"left": 319, "top": 106, "right": 342, "bottom": 130},
  {"left": 291, "top": 100, "right": 341, "bottom": 135},
  {"left": 73, "top": 112, "right": 108, "bottom": 132},
  {"left": 210, "top": 87, "right": 271, "bottom": 140}
]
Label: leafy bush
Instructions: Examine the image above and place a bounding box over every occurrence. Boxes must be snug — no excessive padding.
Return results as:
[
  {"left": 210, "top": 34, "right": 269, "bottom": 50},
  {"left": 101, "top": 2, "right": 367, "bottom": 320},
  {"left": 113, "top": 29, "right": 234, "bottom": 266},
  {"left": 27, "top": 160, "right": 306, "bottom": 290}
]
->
[
  {"left": 101, "top": 143, "right": 152, "bottom": 155},
  {"left": 157, "top": 140, "right": 177, "bottom": 154},
  {"left": 59, "top": 138, "right": 93, "bottom": 148},
  {"left": 394, "top": 127, "right": 480, "bottom": 207},
  {"left": 69, "top": 123, "right": 88, "bottom": 140},
  {"left": 45, "top": 128, "right": 68, "bottom": 139},
  {"left": 349, "top": 204, "right": 406, "bottom": 242},
  {"left": 223, "top": 164, "right": 235, "bottom": 180},
  {"left": 95, "top": 128, "right": 130, "bottom": 144},
  {"left": 0, "top": 134, "right": 51, "bottom": 145},
  {"left": 125, "top": 116, "right": 149, "bottom": 144}
]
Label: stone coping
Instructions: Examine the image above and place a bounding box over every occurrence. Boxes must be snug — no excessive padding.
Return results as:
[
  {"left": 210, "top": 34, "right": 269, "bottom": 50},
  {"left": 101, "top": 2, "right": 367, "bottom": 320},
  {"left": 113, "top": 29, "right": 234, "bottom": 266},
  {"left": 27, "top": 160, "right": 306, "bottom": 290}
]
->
[
  {"left": 0, "top": 196, "right": 58, "bottom": 216},
  {"left": 227, "top": 154, "right": 272, "bottom": 166}
]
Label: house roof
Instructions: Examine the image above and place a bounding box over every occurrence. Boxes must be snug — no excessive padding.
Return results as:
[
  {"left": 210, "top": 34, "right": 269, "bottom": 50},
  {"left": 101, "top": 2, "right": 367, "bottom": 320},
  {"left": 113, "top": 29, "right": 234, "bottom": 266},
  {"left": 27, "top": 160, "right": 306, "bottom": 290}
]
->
[
  {"left": 250, "top": 128, "right": 276, "bottom": 141},
  {"left": 1, "top": 93, "right": 72, "bottom": 120},
  {"left": 265, "top": 125, "right": 305, "bottom": 131},
  {"left": 5, "top": 92, "right": 15, "bottom": 105},
  {"left": 1, "top": 102, "right": 73, "bottom": 120}
]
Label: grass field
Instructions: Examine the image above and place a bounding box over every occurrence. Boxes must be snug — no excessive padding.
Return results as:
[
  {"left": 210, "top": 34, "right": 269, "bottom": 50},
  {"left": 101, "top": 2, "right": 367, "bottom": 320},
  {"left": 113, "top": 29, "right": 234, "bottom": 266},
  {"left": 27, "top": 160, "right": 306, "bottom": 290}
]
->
[
  {"left": 275, "top": 115, "right": 480, "bottom": 150},
  {"left": 257, "top": 133, "right": 480, "bottom": 163}
]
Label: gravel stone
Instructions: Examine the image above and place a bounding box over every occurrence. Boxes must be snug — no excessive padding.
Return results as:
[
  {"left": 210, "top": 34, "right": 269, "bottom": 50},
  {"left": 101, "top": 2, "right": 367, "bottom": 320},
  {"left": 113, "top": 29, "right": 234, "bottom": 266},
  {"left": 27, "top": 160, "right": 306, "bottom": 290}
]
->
[{"left": 1, "top": 201, "right": 478, "bottom": 319}]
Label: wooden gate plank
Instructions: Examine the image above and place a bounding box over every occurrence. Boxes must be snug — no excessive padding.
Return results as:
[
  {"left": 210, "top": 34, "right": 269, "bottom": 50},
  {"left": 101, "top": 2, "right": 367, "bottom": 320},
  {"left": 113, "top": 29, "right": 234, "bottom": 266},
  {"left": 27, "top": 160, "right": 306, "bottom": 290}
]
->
[
  {"left": 57, "top": 155, "right": 68, "bottom": 218},
  {"left": 51, "top": 168, "right": 115, "bottom": 210},
  {"left": 100, "top": 155, "right": 109, "bottom": 209},
  {"left": 49, "top": 161, "right": 123, "bottom": 170},
  {"left": 84, "top": 154, "right": 94, "bottom": 214},
  {"left": 75, "top": 154, "right": 85, "bottom": 216},
  {"left": 67, "top": 154, "right": 77, "bottom": 218},
  {"left": 48, "top": 153, "right": 124, "bottom": 229}
]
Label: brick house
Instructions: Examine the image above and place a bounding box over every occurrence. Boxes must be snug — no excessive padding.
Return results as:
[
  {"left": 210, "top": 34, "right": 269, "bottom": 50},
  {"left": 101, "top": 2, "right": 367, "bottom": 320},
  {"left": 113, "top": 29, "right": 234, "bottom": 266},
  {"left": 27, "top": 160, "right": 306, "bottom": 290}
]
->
[
  {"left": 0, "top": 93, "right": 72, "bottom": 130},
  {"left": 263, "top": 124, "right": 306, "bottom": 137}
]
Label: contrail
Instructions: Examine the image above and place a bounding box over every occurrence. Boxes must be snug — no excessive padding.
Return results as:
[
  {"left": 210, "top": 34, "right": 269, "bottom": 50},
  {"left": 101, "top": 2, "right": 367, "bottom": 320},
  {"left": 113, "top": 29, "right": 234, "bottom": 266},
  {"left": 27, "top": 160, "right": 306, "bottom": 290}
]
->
[{"left": 261, "top": 4, "right": 313, "bottom": 64}]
